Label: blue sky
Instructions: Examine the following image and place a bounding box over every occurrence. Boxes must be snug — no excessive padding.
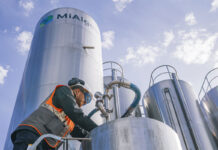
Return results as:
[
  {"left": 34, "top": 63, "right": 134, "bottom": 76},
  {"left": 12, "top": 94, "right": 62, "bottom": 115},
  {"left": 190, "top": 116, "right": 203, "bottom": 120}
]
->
[{"left": 1, "top": 0, "right": 218, "bottom": 148}]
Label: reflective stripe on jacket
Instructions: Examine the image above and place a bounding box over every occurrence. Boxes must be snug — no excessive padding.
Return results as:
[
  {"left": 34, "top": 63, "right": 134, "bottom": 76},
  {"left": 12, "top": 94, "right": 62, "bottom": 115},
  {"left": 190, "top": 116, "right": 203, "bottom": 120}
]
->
[{"left": 19, "top": 85, "right": 75, "bottom": 148}]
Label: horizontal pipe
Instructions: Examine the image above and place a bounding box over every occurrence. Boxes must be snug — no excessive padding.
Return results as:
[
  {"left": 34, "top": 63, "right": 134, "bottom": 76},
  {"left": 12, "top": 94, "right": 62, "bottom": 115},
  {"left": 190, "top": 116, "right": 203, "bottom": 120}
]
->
[
  {"left": 27, "top": 134, "right": 92, "bottom": 150},
  {"left": 62, "top": 137, "right": 91, "bottom": 141},
  {"left": 27, "top": 134, "right": 63, "bottom": 150}
]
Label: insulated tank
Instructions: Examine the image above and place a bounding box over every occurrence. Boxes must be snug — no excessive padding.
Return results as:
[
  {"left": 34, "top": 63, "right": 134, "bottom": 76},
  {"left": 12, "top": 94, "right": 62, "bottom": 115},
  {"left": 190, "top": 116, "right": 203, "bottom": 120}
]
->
[
  {"left": 103, "top": 61, "right": 140, "bottom": 121},
  {"left": 199, "top": 68, "right": 218, "bottom": 143},
  {"left": 142, "top": 65, "right": 217, "bottom": 150},
  {"left": 4, "top": 8, "right": 103, "bottom": 150},
  {"left": 82, "top": 117, "right": 183, "bottom": 150}
]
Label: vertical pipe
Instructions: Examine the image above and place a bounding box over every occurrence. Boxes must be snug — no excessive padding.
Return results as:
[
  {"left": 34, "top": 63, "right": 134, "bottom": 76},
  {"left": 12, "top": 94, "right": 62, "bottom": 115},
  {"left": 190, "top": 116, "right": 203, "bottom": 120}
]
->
[
  {"left": 66, "top": 139, "right": 68, "bottom": 150},
  {"left": 63, "top": 141, "right": 65, "bottom": 150},
  {"left": 172, "top": 73, "right": 200, "bottom": 150},
  {"left": 164, "top": 88, "right": 189, "bottom": 149},
  {"left": 112, "top": 69, "right": 121, "bottom": 118}
]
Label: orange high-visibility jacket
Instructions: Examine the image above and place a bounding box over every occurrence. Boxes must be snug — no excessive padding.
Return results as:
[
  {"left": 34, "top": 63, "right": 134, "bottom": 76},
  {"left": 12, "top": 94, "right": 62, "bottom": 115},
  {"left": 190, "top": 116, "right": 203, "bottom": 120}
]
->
[{"left": 19, "top": 85, "right": 75, "bottom": 148}]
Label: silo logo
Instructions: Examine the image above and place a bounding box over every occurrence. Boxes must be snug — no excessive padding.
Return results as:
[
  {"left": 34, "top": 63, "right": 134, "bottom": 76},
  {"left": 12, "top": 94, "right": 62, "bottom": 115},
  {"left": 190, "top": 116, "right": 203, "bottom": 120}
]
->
[
  {"left": 57, "top": 13, "right": 92, "bottom": 27},
  {"left": 40, "top": 15, "right": 53, "bottom": 27}
]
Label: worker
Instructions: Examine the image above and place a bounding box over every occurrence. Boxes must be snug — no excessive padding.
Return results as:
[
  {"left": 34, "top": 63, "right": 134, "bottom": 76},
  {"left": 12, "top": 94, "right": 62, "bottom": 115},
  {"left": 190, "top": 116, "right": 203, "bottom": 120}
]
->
[{"left": 11, "top": 78, "right": 98, "bottom": 150}]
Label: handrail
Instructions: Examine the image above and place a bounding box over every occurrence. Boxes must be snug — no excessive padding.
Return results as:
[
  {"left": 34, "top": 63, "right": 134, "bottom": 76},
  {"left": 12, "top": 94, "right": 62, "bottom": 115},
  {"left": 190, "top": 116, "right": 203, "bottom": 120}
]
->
[
  {"left": 27, "top": 134, "right": 91, "bottom": 150},
  {"left": 103, "top": 61, "right": 124, "bottom": 79},
  {"left": 198, "top": 68, "right": 218, "bottom": 102},
  {"left": 149, "top": 65, "right": 178, "bottom": 87}
]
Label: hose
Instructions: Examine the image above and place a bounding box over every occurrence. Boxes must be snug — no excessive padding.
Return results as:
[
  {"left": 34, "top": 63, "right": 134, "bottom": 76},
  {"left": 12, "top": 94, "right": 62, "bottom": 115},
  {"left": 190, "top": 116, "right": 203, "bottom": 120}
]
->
[
  {"left": 121, "top": 83, "right": 141, "bottom": 117},
  {"left": 89, "top": 81, "right": 141, "bottom": 120},
  {"left": 105, "top": 80, "right": 141, "bottom": 118},
  {"left": 87, "top": 108, "right": 99, "bottom": 118}
]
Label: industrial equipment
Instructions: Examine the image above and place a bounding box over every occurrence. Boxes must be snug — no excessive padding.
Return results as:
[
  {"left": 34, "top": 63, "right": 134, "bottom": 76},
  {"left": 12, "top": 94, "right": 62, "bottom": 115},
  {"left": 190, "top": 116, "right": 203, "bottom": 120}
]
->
[
  {"left": 102, "top": 61, "right": 141, "bottom": 120},
  {"left": 81, "top": 62, "right": 183, "bottom": 150},
  {"left": 199, "top": 68, "right": 218, "bottom": 144},
  {"left": 24, "top": 62, "right": 184, "bottom": 150},
  {"left": 142, "top": 65, "right": 217, "bottom": 150},
  {"left": 5, "top": 7, "right": 212, "bottom": 150}
]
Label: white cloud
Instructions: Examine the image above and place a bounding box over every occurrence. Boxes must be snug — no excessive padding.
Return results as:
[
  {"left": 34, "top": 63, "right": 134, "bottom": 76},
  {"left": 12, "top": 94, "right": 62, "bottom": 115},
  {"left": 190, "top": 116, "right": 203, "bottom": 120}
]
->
[
  {"left": 19, "top": 0, "right": 34, "bottom": 16},
  {"left": 15, "top": 26, "right": 20, "bottom": 32},
  {"left": 185, "top": 12, "right": 197, "bottom": 26},
  {"left": 0, "top": 66, "right": 9, "bottom": 85},
  {"left": 3, "top": 29, "right": 7, "bottom": 33},
  {"left": 112, "top": 0, "right": 133, "bottom": 12},
  {"left": 163, "top": 31, "right": 174, "bottom": 47},
  {"left": 16, "top": 31, "right": 33, "bottom": 55},
  {"left": 120, "top": 45, "right": 159, "bottom": 66},
  {"left": 102, "top": 31, "right": 115, "bottom": 50},
  {"left": 210, "top": 0, "right": 218, "bottom": 12},
  {"left": 174, "top": 29, "right": 218, "bottom": 64}
]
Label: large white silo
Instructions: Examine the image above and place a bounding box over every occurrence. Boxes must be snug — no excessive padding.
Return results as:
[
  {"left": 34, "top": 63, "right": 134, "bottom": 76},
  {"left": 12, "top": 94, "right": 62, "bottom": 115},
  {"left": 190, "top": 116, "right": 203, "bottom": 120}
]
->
[{"left": 4, "top": 8, "right": 103, "bottom": 150}]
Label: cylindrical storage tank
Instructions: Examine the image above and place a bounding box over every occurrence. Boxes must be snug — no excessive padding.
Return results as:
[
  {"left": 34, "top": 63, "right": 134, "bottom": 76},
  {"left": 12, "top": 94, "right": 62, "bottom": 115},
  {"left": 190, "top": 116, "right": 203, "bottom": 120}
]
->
[
  {"left": 200, "top": 87, "right": 218, "bottom": 144},
  {"left": 4, "top": 8, "right": 103, "bottom": 150},
  {"left": 82, "top": 117, "right": 183, "bottom": 150},
  {"left": 103, "top": 62, "right": 140, "bottom": 121},
  {"left": 199, "top": 68, "right": 218, "bottom": 143},
  {"left": 142, "top": 65, "right": 217, "bottom": 150}
]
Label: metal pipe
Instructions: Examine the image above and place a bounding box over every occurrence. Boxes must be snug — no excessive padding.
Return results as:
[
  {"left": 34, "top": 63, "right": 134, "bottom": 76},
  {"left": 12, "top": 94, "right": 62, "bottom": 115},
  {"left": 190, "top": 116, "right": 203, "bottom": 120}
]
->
[
  {"left": 105, "top": 80, "right": 141, "bottom": 118},
  {"left": 27, "top": 134, "right": 63, "bottom": 150},
  {"left": 172, "top": 73, "right": 200, "bottom": 150},
  {"left": 112, "top": 69, "right": 121, "bottom": 118},
  {"left": 105, "top": 80, "right": 131, "bottom": 93},
  {"left": 27, "top": 134, "right": 92, "bottom": 150},
  {"left": 62, "top": 137, "right": 91, "bottom": 141},
  {"left": 63, "top": 141, "right": 65, "bottom": 150},
  {"left": 163, "top": 88, "right": 189, "bottom": 149},
  {"left": 93, "top": 91, "right": 109, "bottom": 120},
  {"left": 96, "top": 100, "right": 109, "bottom": 120},
  {"left": 66, "top": 139, "right": 68, "bottom": 150}
]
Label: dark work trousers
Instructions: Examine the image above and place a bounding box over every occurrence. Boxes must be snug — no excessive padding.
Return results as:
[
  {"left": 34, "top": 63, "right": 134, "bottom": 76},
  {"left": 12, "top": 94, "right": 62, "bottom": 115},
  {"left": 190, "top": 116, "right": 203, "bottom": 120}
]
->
[{"left": 12, "top": 130, "right": 55, "bottom": 150}]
